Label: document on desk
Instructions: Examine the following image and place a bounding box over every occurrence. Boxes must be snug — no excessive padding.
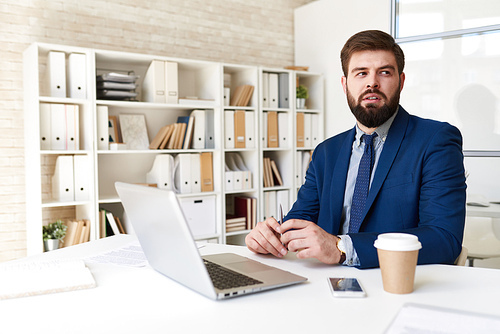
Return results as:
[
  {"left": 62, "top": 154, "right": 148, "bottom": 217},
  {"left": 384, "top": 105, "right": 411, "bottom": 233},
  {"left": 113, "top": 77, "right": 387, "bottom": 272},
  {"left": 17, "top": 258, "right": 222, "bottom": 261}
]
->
[
  {"left": 385, "top": 303, "right": 500, "bottom": 334},
  {"left": 85, "top": 241, "right": 148, "bottom": 267},
  {"left": 0, "top": 259, "right": 96, "bottom": 300}
]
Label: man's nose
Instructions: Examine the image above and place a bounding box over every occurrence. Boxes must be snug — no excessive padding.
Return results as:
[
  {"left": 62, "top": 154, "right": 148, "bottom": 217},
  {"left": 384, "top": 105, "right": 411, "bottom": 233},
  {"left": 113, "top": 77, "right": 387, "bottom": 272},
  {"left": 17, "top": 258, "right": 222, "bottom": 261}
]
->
[{"left": 366, "top": 75, "right": 379, "bottom": 89}]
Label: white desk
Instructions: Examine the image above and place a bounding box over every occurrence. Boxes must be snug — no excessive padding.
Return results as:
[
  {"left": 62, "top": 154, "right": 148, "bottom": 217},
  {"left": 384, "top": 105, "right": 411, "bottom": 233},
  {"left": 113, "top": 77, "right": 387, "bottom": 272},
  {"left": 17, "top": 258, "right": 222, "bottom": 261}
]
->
[
  {"left": 467, "top": 203, "right": 500, "bottom": 218},
  {"left": 1, "top": 235, "right": 500, "bottom": 334}
]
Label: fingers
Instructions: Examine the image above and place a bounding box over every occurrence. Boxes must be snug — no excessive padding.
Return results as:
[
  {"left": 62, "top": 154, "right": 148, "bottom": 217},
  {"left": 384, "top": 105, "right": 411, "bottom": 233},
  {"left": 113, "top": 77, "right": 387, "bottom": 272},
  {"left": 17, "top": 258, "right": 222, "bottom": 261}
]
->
[{"left": 245, "top": 218, "right": 288, "bottom": 258}]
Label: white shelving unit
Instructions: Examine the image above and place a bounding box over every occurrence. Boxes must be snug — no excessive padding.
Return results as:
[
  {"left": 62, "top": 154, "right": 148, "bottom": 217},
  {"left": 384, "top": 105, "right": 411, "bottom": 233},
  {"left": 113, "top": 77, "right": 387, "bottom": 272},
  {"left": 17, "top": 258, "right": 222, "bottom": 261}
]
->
[{"left": 24, "top": 42, "right": 324, "bottom": 255}]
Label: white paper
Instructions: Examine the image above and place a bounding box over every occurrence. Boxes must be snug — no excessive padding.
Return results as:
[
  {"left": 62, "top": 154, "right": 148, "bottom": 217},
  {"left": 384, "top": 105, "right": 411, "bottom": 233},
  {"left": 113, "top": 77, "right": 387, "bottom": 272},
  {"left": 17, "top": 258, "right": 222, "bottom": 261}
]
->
[
  {"left": 385, "top": 303, "right": 500, "bottom": 334},
  {"left": 86, "top": 242, "right": 148, "bottom": 267}
]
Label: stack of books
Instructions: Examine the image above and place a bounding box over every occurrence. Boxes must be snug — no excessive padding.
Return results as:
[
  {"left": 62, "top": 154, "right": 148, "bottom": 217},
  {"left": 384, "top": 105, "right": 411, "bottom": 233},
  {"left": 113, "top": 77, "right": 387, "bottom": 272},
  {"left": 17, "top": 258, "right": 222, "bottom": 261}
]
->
[
  {"left": 96, "top": 72, "right": 139, "bottom": 100},
  {"left": 263, "top": 157, "right": 283, "bottom": 188},
  {"left": 230, "top": 85, "right": 254, "bottom": 106},
  {"left": 149, "top": 116, "right": 194, "bottom": 150},
  {"left": 61, "top": 219, "right": 91, "bottom": 248}
]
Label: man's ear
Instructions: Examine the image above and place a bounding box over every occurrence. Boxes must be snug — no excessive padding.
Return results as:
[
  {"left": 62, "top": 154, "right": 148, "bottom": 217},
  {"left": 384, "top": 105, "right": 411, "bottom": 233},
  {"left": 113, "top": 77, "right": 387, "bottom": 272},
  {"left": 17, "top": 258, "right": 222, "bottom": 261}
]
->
[
  {"left": 341, "top": 76, "right": 347, "bottom": 94},
  {"left": 399, "top": 72, "right": 405, "bottom": 92}
]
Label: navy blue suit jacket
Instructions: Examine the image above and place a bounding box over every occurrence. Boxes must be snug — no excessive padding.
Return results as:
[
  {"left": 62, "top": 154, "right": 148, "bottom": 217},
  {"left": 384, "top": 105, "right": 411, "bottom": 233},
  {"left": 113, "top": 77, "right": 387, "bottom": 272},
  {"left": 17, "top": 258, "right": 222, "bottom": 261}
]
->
[{"left": 286, "top": 106, "right": 467, "bottom": 268}]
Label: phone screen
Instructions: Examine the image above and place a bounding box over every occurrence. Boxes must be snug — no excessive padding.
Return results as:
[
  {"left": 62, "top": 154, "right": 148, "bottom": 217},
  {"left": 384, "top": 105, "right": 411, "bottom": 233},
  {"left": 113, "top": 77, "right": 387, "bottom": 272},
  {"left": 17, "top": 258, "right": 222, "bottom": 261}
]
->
[{"left": 328, "top": 277, "right": 366, "bottom": 297}]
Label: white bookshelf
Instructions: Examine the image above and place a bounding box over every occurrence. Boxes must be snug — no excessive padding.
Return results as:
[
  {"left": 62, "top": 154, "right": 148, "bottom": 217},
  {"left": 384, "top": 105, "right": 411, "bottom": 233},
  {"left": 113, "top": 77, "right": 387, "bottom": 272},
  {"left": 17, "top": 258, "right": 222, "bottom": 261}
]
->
[{"left": 24, "top": 42, "right": 324, "bottom": 255}]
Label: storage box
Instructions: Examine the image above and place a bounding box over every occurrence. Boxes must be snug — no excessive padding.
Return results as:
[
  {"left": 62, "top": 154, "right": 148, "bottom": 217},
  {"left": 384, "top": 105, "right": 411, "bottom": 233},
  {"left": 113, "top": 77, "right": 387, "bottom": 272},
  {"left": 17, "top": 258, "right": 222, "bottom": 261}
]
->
[{"left": 179, "top": 195, "right": 216, "bottom": 237}]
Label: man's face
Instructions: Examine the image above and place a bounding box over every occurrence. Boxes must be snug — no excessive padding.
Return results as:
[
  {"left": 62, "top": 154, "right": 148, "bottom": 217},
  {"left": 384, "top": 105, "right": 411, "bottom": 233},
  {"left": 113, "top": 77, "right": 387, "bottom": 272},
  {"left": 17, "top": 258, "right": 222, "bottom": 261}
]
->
[{"left": 341, "top": 50, "right": 405, "bottom": 129}]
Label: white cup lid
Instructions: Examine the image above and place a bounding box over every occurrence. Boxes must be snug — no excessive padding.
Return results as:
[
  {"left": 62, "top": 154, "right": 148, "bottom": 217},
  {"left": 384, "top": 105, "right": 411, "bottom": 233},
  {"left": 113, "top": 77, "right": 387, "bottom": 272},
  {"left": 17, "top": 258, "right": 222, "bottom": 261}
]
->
[{"left": 374, "top": 233, "right": 422, "bottom": 251}]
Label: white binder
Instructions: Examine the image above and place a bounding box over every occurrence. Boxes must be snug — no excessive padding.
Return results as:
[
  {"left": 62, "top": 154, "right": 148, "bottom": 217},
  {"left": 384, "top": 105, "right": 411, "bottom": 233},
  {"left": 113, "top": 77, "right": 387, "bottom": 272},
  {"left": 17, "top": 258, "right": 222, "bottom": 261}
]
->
[
  {"left": 262, "top": 111, "right": 267, "bottom": 148},
  {"left": 50, "top": 104, "right": 66, "bottom": 150},
  {"left": 205, "top": 109, "right": 215, "bottom": 149},
  {"left": 268, "top": 73, "right": 279, "bottom": 108},
  {"left": 39, "top": 103, "right": 51, "bottom": 150},
  {"left": 96, "top": 106, "right": 109, "bottom": 150},
  {"left": 231, "top": 152, "right": 252, "bottom": 190},
  {"left": 311, "top": 113, "right": 320, "bottom": 147},
  {"left": 65, "top": 104, "right": 79, "bottom": 150},
  {"left": 296, "top": 151, "right": 302, "bottom": 186},
  {"left": 191, "top": 109, "right": 205, "bottom": 149},
  {"left": 146, "top": 154, "right": 175, "bottom": 190},
  {"left": 304, "top": 113, "right": 312, "bottom": 148},
  {"left": 73, "top": 155, "right": 89, "bottom": 201},
  {"left": 225, "top": 153, "right": 243, "bottom": 191},
  {"left": 67, "top": 53, "right": 87, "bottom": 99},
  {"left": 174, "top": 154, "right": 192, "bottom": 194},
  {"left": 47, "top": 51, "right": 66, "bottom": 98},
  {"left": 278, "top": 112, "right": 288, "bottom": 148},
  {"left": 225, "top": 162, "right": 234, "bottom": 191},
  {"left": 264, "top": 190, "right": 277, "bottom": 220},
  {"left": 51, "top": 155, "right": 74, "bottom": 202},
  {"left": 165, "top": 61, "right": 178, "bottom": 104},
  {"left": 224, "top": 110, "right": 235, "bottom": 149},
  {"left": 302, "top": 151, "right": 311, "bottom": 184},
  {"left": 278, "top": 73, "right": 289, "bottom": 109},
  {"left": 262, "top": 72, "right": 269, "bottom": 108},
  {"left": 190, "top": 153, "right": 201, "bottom": 193},
  {"left": 276, "top": 189, "right": 290, "bottom": 216},
  {"left": 224, "top": 87, "right": 230, "bottom": 106},
  {"left": 142, "top": 60, "right": 166, "bottom": 103},
  {"left": 245, "top": 111, "right": 255, "bottom": 148}
]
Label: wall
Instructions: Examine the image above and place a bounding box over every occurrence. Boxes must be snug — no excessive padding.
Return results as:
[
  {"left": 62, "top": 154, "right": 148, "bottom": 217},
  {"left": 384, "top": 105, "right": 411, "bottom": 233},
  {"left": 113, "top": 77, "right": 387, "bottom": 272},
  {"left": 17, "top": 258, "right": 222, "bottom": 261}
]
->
[
  {"left": 0, "top": 0, "right": 314, "bottom": 262},
  {"left": 294, "top": 0, "right": 390, "bottom": 138}
]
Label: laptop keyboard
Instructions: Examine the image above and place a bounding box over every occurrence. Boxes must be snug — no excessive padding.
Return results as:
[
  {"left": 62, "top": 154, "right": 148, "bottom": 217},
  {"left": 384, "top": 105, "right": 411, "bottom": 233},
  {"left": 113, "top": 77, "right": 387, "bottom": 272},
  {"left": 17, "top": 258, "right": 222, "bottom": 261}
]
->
[{"left": 203, "top": 259, "right": 263, "bottom": 290}]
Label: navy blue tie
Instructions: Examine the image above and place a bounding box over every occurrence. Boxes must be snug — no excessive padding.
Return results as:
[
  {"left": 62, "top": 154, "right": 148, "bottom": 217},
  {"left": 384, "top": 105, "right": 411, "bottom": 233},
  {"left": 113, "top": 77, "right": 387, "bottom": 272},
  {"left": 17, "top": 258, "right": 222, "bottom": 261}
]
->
[{"left": 349, "top": 133, "right": 378, "bottom": 233}]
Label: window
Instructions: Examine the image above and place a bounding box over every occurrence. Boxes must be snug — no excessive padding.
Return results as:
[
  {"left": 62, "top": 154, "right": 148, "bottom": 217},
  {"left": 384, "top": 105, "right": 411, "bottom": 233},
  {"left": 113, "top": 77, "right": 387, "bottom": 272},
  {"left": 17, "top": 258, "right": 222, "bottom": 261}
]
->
[{"left": 394, "top": 0, "right": 500, "bottom": 200}]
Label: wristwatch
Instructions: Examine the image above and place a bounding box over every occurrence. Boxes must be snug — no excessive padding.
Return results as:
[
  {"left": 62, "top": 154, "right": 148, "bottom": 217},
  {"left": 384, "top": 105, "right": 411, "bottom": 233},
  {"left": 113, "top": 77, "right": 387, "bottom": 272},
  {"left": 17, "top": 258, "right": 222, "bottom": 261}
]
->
[{"left": 336, "top": 236, "right": 347, "bottom": 264}]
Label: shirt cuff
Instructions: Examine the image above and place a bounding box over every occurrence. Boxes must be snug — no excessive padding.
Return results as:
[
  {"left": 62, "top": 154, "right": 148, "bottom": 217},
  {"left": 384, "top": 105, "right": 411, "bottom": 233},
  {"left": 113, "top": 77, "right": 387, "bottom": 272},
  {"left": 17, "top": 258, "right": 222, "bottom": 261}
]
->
[{"left": 338, "top": 235, "right": 360, "bottom": 267}]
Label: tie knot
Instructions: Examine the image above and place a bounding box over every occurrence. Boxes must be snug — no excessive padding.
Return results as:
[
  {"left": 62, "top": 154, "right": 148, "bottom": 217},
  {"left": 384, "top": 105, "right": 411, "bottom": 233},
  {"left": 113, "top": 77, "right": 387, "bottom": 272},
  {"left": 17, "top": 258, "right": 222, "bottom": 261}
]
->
[{"left": 362, "top": 133, "right": 377, "bottom": 147}]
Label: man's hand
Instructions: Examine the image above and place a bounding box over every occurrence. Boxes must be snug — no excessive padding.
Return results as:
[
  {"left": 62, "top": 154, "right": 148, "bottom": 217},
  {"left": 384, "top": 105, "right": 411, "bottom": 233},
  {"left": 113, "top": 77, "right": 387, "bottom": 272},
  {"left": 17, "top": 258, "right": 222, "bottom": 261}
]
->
[
  {"left": 245, "top": 217, "right": 288, "bottom": 258},
  {"left": 280, "top": 219, "right": 342, "bottom": 264}
]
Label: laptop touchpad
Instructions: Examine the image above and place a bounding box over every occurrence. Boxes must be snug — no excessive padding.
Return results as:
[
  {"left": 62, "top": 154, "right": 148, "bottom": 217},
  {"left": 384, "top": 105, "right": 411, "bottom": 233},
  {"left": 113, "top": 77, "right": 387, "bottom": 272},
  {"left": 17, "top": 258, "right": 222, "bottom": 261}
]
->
[{"left": 227, "top": 261, "right": 271, "bottom": 273}]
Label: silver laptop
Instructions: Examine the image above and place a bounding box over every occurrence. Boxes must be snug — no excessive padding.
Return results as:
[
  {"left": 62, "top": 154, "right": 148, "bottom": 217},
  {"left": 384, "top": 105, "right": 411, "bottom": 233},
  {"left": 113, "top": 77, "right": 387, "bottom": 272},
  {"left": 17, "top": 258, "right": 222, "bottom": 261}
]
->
[{"left": 115, "top": 182, "right": 307, "bottom": 300}]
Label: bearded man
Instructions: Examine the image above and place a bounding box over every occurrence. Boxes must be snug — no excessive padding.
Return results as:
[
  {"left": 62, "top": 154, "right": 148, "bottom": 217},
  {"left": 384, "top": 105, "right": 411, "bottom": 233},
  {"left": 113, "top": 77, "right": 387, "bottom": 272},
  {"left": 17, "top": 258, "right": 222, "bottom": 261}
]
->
[{"left": 245, "top": 30, "right": 467, "bottom": 268}]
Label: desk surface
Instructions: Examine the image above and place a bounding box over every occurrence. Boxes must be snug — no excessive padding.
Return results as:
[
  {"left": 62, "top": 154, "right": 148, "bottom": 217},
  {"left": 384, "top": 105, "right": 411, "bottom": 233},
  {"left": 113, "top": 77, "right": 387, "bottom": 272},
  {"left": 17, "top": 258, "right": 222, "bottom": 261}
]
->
[{"left": 1, "top": 235, "right": 500, "bottom": 334}]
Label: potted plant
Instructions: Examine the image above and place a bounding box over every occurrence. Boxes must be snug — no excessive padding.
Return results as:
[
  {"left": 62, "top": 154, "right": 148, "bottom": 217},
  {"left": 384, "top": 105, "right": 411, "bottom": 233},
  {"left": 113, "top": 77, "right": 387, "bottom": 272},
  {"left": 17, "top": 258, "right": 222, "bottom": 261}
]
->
[
  {"left": 43, "top": 220, "right": 67, "bottom": 251},
  {"left": 296, "top": 84, "right": 309, "bottom": 109}
]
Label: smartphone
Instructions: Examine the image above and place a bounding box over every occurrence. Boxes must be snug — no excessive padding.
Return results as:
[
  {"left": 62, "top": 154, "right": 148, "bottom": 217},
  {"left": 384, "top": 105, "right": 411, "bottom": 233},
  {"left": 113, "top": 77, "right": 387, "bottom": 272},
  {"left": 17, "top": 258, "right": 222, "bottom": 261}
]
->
[{"left": 327, "top": 277, "right": 366, "bottom": 297}]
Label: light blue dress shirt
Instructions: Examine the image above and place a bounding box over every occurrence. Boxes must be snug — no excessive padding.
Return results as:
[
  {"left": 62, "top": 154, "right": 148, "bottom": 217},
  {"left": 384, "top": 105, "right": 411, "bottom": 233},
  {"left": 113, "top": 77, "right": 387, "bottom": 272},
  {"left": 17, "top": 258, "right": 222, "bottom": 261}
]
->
[{"left": 339, "top": 111, "right": 397, "bottom": 266}]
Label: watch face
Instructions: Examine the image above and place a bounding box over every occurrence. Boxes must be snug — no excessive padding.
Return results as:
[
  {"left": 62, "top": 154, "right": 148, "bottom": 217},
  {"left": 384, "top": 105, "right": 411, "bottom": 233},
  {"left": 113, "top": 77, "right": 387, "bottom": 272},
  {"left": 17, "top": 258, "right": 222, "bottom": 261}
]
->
[{"left": 337, "top": 236, "right": 346, "bottom": 253}]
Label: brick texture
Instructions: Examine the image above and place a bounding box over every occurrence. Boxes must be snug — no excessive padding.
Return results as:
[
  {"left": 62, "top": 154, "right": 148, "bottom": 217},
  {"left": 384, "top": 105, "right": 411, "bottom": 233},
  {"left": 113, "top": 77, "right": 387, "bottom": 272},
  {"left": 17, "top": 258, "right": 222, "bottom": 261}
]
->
[{"left": 0, "top": 0, "right": 314, "bottom": 262}]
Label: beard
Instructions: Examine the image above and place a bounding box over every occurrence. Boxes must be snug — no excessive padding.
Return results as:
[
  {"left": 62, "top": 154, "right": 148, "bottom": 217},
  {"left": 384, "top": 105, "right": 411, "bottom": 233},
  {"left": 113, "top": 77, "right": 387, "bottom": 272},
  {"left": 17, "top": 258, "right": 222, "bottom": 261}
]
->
[{"left": 346, "top": 86, "right": 401, "bottom": 128}]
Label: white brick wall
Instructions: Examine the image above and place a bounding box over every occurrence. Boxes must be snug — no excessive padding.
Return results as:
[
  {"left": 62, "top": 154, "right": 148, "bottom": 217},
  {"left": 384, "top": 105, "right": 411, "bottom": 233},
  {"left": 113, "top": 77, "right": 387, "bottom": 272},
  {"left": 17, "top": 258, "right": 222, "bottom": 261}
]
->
[{"left": 0, "top": 0, "right": 314, "bottom": 261}]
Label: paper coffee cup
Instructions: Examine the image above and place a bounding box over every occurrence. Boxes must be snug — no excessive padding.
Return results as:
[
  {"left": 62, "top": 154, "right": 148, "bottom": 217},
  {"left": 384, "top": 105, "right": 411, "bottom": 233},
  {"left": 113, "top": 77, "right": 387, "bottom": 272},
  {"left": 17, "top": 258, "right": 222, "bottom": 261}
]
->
[{"left": 374, "top": 233, "right": 422, "bottom": 294}]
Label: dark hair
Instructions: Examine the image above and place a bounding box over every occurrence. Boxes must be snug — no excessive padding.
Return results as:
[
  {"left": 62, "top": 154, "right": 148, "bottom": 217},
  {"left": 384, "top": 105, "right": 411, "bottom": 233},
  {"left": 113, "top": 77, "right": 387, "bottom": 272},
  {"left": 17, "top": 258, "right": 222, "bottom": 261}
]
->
[{"left": 340, "top": 30, "right": 405, "bottom": 77}]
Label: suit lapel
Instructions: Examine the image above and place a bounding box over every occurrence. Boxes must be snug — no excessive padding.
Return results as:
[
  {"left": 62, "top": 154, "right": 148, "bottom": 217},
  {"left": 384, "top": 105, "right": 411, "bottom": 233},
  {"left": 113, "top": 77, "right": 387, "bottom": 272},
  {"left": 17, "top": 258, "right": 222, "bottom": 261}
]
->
[
  {"left": 363, "top": 107, "right": 409, "bottom": 221},
  {"left": 329, "top": 128, "right": 356, "bottom": 234}
]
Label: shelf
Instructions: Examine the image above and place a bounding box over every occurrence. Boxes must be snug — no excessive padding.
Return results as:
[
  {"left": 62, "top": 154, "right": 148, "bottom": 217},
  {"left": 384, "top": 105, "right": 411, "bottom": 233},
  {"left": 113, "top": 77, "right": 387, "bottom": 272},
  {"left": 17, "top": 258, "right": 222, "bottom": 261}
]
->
[{"left": 24, "top": 42, "right": 324, "bottom": 255}]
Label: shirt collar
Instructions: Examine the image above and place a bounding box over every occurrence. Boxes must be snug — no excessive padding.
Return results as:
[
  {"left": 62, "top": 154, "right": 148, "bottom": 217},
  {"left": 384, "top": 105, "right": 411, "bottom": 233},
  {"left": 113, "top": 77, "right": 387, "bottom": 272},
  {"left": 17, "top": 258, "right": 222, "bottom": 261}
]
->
[{"left": 354, "top": 109, "right": 398, "bottom": 147}]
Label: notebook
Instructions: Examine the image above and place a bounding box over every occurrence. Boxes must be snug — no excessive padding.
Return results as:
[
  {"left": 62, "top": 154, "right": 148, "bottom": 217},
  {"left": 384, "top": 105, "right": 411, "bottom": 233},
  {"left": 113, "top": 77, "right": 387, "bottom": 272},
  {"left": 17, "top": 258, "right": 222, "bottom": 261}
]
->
[
  {"left": 0, "top": 259, "right": 96, "bottom": 300},
  {"left": 115, "top": 182, "right": 307, "bottom": 300}
]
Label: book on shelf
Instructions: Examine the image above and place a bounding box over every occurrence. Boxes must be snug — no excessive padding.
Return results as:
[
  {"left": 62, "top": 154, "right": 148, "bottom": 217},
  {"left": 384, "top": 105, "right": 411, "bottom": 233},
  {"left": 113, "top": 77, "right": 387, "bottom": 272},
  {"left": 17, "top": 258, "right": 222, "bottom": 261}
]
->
[
  {"left": 225, "top": 215, "right": 247, "bottom": 232},
  {"left": 270, "top": 160, "right": 283, "bottom": 186},
  {"left": 149, "top": 116, "right": 195, "bottom": 150},
  {"left": 230, "top": 85, "right": 254, "bottom": 107},
  {"left": 99, "top": 210, "right": 126, "bottom": 238},
  {"left": 61, "top": 219, "right": 90, "bottom": 248},
  {"left": 234, "top": 196, "right": 257, "bottom": 230},
  {"left": 263, "top": 158, "right": 283, "bottom": 188}
]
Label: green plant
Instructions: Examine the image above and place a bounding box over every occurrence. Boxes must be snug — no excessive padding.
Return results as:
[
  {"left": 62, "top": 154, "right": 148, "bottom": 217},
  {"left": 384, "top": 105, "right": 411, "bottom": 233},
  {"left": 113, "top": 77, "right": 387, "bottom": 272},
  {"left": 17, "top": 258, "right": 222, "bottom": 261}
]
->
[
  {"left": 296, "top": 84, "right": 309, "bottom": 99},
  {"left": 42, "top": 220, "right": 67, "bottom": 241}
]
